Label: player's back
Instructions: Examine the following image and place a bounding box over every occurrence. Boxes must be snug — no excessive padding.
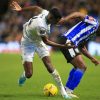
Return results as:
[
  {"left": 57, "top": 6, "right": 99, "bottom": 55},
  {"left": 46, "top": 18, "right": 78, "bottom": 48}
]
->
[{"left": 63, "top": 16, "right": 99, "bottom": 46}]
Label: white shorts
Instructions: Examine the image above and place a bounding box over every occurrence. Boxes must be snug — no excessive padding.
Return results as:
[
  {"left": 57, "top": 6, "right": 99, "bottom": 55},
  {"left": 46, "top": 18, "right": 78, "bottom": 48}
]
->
[{"left": 21, "top": 37, "right": 50, "bottom": 63}]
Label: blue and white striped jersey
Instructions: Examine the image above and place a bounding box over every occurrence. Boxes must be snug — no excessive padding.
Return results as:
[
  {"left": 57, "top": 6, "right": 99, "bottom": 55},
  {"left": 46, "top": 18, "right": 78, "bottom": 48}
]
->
[{"left": 62, "top": 15, "right": 99, "bottom": 46}]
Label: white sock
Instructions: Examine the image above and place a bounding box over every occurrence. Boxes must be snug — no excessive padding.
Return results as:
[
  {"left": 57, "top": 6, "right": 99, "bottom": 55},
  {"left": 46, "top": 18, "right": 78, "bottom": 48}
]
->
[
  {"left": 21, "top": 71, "right": 26, "bottom": 79},
  {"left": 51, "top": 69, "right": 62, "bottom": 87},
  {"left": 51, "top": 69, "right": 68, "bottom": 96},
  {"left": 65, "top": 87, "right": 73, "bottom": 93}
]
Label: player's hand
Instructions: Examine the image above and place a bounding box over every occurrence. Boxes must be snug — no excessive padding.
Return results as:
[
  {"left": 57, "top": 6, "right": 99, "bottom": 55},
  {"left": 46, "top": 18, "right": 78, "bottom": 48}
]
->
[
  {"left": 64, "top": 42, "right": 75, "bottom": 49},
  {"left": 10, "top": 1, "right": 22, "bottom": 11},
  {"left": 91, "top": 58, "right": 100, "bottom": 66}
]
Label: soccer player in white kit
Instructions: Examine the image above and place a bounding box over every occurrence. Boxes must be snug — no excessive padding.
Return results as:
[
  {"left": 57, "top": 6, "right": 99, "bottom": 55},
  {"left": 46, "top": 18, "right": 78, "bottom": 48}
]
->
[{"left": 11, "top": 1, "right": 72, "bottom": 99}]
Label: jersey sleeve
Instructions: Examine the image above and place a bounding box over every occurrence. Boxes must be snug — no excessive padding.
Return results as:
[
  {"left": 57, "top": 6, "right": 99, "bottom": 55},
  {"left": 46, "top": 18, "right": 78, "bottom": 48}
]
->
[
  {"left": 38, "top": 9, "right": 49, "bottom": 18},
  {"left": 84, "top": 15, "right": 99, "bottom": 27}
]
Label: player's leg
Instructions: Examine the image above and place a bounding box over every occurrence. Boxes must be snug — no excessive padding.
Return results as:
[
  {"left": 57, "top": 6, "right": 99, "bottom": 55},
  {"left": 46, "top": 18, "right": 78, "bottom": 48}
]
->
[
  {"left": 65, "top": 54, "right": 87, "bottom": 92},
  {"left": 23, "top": 61, "right": 33, "bottom": 78},
  {"left": 57, "top": 36, "right": 78, "bottom": 97},
  {"left": 36, "top": 41, "right": 70, "bottom": 99},
  {"left": 42, "top": 56, "right": 70, "bottom": 98},
  {"left": 57, "top": 35, "right": 85, "bottom": 98},
  {"left": 18, "top": 38, "right": 35, "bottom": 86},
  {"left": 60, "top": 46, "right": 86, "bottom": 98},
  {"left": 18, "top": 62, "right": 33, "bottom": 86}
]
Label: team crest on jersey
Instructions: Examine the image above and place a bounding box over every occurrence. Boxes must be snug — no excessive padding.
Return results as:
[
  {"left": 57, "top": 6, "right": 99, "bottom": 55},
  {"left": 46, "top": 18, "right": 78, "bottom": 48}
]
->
[{"left": 40, "top": 27, "right": 46, "bottom": 35}]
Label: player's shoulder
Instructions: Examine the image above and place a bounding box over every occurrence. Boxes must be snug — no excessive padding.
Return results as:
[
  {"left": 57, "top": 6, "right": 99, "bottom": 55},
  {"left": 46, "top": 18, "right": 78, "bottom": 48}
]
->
[
  {"left": 35, "top": 18, "right": 47, "bottom": 30},
  {"left": 38, "top": 9, "right": 49, "bottom": 18},
  {"left": 41, "top": 9, "right": 49, "bottom": 15}
]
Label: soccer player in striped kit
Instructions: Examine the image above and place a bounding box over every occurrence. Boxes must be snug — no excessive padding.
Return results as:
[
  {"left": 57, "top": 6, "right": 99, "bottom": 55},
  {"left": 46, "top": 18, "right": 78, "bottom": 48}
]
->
[{"left": 58, "top": 12, "right": 100, "bottom": 98}]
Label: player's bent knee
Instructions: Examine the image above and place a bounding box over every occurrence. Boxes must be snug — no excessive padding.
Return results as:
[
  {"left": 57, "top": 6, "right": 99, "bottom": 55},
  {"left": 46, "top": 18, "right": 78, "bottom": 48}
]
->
[
  {"left": 72, "top": 61, "right": 87, "bottom": 71},
  {"left": 25, "top": 72, "right": 33, "bottom": 78},
  {"left": 23, "top": 61, "right": 33, "bottom": 78},
  {"left": 77, "top": 61, "right": 87, "bottom": 71},
  {"left": 80, "top": 65, "right": 87, "bottom": 71}
]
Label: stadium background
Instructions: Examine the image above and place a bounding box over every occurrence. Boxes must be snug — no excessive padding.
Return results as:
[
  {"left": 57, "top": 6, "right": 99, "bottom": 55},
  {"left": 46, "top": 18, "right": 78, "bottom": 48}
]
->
[
  {"left": 0, "top": 0, "right": 100, "bottom": 55},
  {"left": 0, "top": 1, "right": 100, "bottom": 100}
]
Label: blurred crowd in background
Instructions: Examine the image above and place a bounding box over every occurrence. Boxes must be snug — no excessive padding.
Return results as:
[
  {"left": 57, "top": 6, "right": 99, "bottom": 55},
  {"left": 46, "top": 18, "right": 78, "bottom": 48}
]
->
[{"left": 0, "top": 0, "right": 100, "bottom": 55}]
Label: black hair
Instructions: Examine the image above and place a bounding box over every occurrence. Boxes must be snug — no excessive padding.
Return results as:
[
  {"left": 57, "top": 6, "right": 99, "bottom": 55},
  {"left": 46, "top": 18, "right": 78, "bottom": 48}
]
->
[{"left": 49, "top": 7, "right": 62, "bottom": 20}]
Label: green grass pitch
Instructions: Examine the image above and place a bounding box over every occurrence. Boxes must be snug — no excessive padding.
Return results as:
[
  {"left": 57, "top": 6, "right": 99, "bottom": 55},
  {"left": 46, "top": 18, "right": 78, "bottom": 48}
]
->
[{"left": 0, "top": 53, "right": 100, "bottom": 100}]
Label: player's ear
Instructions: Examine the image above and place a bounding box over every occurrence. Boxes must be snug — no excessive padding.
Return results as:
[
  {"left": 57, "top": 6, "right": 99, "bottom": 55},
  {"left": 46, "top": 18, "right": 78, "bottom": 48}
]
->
[{"left": 46, "top": 13, "right": 52, "bottom": 21}]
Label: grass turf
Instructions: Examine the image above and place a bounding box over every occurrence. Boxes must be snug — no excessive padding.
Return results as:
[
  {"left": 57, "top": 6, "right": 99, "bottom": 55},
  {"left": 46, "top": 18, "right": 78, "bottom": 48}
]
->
[{"left": 0, "top": 53, "right": 100, "bottom": 100}]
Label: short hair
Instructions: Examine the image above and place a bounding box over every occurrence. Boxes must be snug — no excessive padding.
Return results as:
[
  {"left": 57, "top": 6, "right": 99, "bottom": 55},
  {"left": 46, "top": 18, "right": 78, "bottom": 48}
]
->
[{"left": 49, "top": 7, "right": 62, "bottom": 20}]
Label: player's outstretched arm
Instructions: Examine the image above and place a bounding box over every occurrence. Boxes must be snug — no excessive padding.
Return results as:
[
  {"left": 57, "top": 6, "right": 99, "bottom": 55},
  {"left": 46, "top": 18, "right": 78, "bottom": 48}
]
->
[
  {"left": 38, "top": 27, "right": 74, "bottom": 49},
  {"left": 79, "top": 45, "right": 100, "bottom": 66},
  {"left": 41, "top": 35, "right": 74, "bottom": 49},
  {"left": 58, "top": 12, "right": 86, "bottom": 25},
  {"left": 11, "top": 1, "right": 43, "bottom": 14}
]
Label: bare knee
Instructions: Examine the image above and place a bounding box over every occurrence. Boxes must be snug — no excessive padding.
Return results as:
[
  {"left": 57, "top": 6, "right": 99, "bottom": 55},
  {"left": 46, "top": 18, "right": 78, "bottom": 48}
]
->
[
  {"left": 74, "top": 64, "right": 87, "bottom": 72},
  {"left": 23, "top": 61, "right": 33, "bottom": 78},
  {"left": 25, "top": 71, "right": 33, "bottom": 78},
  {"left": 79, "top": 64, "right": 87, "bottom": 71},
  {"left": 71, "top": 55, "right": 87, "bottom": 71}
]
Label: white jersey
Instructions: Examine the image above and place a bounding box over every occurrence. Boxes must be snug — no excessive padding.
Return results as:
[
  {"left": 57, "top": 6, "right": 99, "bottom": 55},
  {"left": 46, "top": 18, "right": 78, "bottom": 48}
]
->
[{"left": 22, "top": 9, "right": 50, "bottom": 44}]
